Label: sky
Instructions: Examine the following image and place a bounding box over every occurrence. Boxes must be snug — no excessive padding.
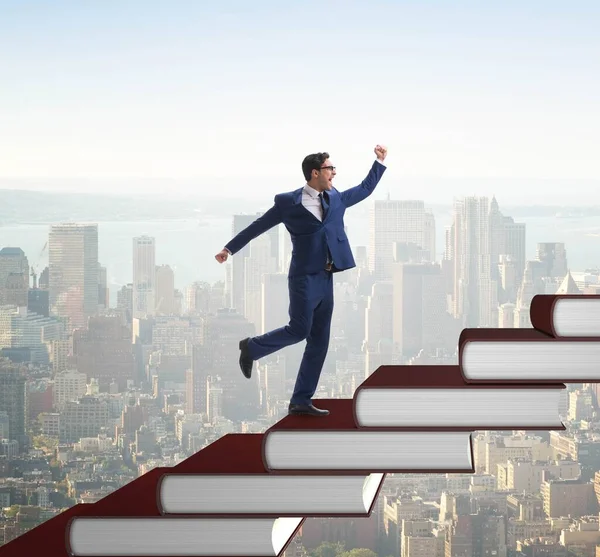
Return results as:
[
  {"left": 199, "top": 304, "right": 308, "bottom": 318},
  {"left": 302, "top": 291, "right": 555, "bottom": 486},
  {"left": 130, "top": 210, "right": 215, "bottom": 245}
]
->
[{"left": 1, "top": 0, "right": 599, "bottom": 203}]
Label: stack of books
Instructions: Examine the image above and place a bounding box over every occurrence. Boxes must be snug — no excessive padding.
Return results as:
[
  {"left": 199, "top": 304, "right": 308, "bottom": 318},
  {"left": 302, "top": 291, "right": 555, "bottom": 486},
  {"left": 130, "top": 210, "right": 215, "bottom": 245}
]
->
[{"left": 1, "top": 293, "right": 598, "bottom": 557}]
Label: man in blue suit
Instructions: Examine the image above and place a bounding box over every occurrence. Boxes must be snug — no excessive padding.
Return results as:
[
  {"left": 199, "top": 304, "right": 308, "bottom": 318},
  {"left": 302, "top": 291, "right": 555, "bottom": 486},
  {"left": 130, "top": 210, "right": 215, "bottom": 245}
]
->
[{"left": 215, "top": 145, "right": 388, "bottom": 416}]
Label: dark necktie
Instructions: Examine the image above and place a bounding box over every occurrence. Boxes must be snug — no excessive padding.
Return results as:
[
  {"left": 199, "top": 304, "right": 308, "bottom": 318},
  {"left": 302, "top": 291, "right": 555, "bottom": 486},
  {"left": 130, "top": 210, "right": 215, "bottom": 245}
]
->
[
  {"left": 318, "top": 192, "right": 329, "bottom": 220},
  {"left": 318, "top": 192, "right": 333, "bottom": 266}
]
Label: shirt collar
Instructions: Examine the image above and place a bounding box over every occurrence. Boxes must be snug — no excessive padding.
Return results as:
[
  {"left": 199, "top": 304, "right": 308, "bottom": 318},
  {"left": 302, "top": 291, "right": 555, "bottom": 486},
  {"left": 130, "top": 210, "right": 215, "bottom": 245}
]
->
[{"left": 303, "top": 183, "right": 320, "bottom": 198}]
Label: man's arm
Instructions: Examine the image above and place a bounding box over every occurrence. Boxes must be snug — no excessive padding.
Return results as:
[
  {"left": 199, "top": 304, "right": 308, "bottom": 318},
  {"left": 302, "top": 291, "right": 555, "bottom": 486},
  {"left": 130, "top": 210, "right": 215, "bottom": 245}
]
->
[
  {"left": 339, "top": 145, "right": 388, "bottom": 208},
  {"left": 223, "top": 203, "right": 283, "bottom": 255}
]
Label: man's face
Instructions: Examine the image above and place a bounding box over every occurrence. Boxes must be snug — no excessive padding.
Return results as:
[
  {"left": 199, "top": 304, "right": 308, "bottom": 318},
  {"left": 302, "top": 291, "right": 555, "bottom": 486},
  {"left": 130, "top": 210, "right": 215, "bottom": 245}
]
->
[{"left": 315, "top": 158, "right": 336, "bottom": 191}]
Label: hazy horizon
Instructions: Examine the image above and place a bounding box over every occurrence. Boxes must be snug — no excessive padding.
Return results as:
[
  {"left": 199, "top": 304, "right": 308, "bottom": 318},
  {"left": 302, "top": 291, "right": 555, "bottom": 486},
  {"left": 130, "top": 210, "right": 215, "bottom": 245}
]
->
[
  {"left": 1, "top": 0, "right": 598, "bottom": 204},
  {"left": 2, "top": 175, "right": 600, "bottom": 206}
]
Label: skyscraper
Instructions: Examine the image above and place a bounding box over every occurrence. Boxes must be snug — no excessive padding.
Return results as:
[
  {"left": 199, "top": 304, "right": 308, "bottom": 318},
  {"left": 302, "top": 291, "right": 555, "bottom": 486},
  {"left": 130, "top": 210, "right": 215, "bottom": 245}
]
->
[
  {"left": 229, "top": 213, "right": 279, "bottom": 314},
  {"left": 49, "top": 223, "right": 99, "bottom": 332},
  {"left": 203, "top": 308, "right": 259, "bottom": 422},
  {"left": 132, "top": 236, "right": 156, "bottom": 318},
  {"left": 502, "top": 216, "right": 526, "bottom": 290},
  {"left": 0, "top": 357, "right": 26, "bottom": 448},
  {"left": 392, "top": 262, "right": 452, "bottom": 358},
  {"left": 451, "top": 197, "right": 495, "bottom": 328},
  {"left": 0, "top": 247, "right": 30, "bottom": 307},
  {"left": 155, "top": 264, "right": 176, "bottom": 315},
  {"left": 368, "top": 199, "right": 433, "bottom": 282}
]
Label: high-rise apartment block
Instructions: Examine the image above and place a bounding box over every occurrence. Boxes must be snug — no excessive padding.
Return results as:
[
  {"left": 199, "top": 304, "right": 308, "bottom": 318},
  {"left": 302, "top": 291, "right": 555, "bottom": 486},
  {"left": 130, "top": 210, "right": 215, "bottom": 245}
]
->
[
  {"left": 49, "top": 223, "right": 99, "bottom": 332},
  {"left": 132, "top": 236, "right": 156, "bottom": 318}
]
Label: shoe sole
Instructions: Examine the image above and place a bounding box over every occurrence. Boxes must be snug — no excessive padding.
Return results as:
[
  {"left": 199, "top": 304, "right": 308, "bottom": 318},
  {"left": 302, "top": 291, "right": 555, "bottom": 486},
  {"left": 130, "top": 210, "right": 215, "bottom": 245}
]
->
[{"left": 288, "top": 410, "right": 330, "bottom": 416}]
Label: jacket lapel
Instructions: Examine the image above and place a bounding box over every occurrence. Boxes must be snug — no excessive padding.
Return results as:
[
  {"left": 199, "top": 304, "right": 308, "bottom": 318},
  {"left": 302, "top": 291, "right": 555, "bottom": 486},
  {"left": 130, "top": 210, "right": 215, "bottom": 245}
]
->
[
  {"left": 292, "top": 186, "right": 334, "bottom": 224},
  {"left": 292, "top": 188, "right": 304, "bottom": 204},
  {"left": 322, "top": 191, "right": 332, "bottom": 223}
]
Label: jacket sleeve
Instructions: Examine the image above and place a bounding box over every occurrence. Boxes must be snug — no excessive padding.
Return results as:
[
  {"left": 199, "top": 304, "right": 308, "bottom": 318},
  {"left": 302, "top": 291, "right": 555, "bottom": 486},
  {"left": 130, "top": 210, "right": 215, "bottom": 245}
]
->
[
  {"left": 224, "top": 202, "right": 282, "bottom": 255},
  {"left": 339, "top": 160, "right": 386, "bottom": 208}
]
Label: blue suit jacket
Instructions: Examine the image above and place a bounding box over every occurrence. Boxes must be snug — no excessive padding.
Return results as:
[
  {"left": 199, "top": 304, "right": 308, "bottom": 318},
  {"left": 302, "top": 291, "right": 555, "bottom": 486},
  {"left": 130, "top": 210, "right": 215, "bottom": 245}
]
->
[{"left": 225, "top": 160, "right": 386, "bottom": 277}]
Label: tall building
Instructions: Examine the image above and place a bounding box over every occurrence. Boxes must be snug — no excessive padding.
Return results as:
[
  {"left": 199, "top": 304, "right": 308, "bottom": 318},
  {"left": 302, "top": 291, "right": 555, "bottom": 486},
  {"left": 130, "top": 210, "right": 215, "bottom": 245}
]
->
[
  {"left": 28, "top": 288, "right": 49, "bottom": 317},
  {"left": 392, "top": 262, "right": 453, "bottom": 359},
  {"left": 203, "top": 308, "right": 259, "bottom": 422},
  {"left": 39, "top": 266, "right": 49, "bottom": 289},
  {"left": 185, "top": 344, "right": 210, "bottom": 416},
  {"left": 206, "top": 376, "right": 223, "bottom": 422},
  {"left": 262, "top": 357, "right": 286, "bottom": 415},
  {"left": 537, "top": 242, "right": 568, "bottom": 278},
  {"left": 0, "top": 247, "right": 29, "bottom": 307},
  {"left": 450, "top": 197, "right": 495, "bottom": 328},
  {"left": 502, "top": 216, "right": 526, "bottom": 289},
  {"left": 514, "top": 260, "right": 545, "bottom": 327},
  {"left": 155, "top": 264, "right": 176, "bottom": 315},
  {"left": 0, "top": 411, "right": 9, "bottom": 440},
  {"left": 185, "top": 281, "right": 211, "bottom": 314},
  {"left": 368, "top": 199, "right": 433, "bottom": 282},
  {"left": 448, "top": 196, "right": 525, "bottom": 327},
  {"left": 0, "top": 357, "right": 26, "bottom": 448},
  {"left": 488, "top": 197, "right": 505, "bottom": 285},
  {"left": 229, "top": 213, "right": 279, "bottom": 314},
  {"left": 50, "top": 339, "right": 70, "bottom": 374},
  {"left": 364, "top": 281, "right": 395, "bottom": 375},
  {"left": 244, "top": 234, "right": 278, "bottom": 330},
  {"left": 98, "top": 264, "right": 109, "bottom": 311},
  {"left": 132, "top": 236, "right": 156, "bottom": 318},
  {"left": 49, "top": 223, "right": 99, "bottom": 332},
  {"left": 117, "top": 283, "right": 133, "bottom": 321}
]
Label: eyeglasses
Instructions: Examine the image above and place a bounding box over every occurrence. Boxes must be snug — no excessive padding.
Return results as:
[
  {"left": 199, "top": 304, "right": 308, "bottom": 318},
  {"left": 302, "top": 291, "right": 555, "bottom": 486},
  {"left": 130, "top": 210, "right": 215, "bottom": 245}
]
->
[{"left": 320, "top": 166, "right": 336, "bottom": 172}]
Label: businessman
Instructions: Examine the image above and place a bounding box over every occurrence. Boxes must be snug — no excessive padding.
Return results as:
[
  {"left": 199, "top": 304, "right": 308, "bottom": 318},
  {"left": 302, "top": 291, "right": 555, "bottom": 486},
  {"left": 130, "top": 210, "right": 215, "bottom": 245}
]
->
[{"left": 215, "top": 145, "right": 388, "bottom": 416}]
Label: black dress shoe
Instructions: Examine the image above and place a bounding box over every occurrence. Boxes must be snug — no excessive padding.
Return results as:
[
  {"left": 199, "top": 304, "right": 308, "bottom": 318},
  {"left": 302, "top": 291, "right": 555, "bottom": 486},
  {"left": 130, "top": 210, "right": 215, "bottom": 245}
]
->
[
  {"left": 288, "top": 403, "right": 330, "bottom": 417},
  {"left": 238, "top": 337, "right": 253, "bottom": 379}
]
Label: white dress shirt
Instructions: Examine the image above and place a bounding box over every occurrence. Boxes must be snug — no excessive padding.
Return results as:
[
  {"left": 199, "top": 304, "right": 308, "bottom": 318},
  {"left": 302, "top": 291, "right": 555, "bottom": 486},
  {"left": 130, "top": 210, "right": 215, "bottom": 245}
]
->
[{"left": 301, "top": 183, "right": 325, "bottom": 221}]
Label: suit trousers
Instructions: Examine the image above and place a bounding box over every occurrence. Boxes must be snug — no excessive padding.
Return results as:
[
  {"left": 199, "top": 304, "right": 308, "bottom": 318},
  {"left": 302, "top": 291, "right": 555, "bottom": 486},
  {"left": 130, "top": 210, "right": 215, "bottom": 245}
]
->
[{"left": 246, "top": 269, "right": 334, "bottom": 405}]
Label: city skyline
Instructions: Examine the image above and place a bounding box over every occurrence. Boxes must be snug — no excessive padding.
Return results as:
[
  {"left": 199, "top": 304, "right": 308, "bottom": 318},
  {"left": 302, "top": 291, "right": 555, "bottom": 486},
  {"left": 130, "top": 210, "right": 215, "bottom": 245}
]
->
[
  {"left": 3, "top": 192, "right": 600, "bottom": 554},
  {"left": 2, "top": 3, "right": 600, "bottom": 552}
]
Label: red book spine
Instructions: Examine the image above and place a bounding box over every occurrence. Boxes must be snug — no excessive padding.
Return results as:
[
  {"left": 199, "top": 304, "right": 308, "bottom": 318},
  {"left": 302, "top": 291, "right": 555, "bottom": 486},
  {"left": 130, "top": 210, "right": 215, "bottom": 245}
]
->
[{"left": 529, "top": 295, "right": 561, "bottom": 336}]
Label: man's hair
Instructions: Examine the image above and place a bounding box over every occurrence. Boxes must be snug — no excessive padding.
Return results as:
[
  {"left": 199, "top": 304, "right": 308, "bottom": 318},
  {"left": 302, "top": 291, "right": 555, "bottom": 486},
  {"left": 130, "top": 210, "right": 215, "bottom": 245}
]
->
[{"left": 302, "top": 152, "right": 329, "bottom": 182}]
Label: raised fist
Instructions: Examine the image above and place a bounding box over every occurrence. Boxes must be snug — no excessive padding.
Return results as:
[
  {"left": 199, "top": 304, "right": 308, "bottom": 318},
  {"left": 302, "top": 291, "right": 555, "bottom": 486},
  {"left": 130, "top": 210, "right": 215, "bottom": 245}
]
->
[{"left": 374, "top": 145, "right": 387, "bottom": 161}]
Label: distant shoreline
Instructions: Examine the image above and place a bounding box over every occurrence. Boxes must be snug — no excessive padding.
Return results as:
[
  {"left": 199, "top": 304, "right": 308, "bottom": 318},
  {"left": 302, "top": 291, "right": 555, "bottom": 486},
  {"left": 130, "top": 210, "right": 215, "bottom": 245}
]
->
[{"left": 4, "top": 188, "right": 600, "bottom": 224}]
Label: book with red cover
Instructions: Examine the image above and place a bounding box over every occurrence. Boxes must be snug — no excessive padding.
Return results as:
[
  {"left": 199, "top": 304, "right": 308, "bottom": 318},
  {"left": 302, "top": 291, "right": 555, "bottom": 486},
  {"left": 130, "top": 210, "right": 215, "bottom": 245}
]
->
[
  {"left": 262, "top": 398, "right": 475, "bottom": 474},
  {"left": 459, "top": 327, "right": 600, "bottom": 383},
  {"left": 159, "top": 433, "right": 386, "bottom": 518},
  {"left": 353, "top": 365, "right": 565, "bottom": 430},
  {"left": 530, "top": 294, "right": 600, "bottom": 338}
]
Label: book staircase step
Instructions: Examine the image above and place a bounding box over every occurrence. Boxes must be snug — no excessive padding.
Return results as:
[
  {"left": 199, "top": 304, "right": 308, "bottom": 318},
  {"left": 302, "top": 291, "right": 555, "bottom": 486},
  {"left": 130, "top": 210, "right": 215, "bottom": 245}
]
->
[
  {"left": 262, "top": 399, "right": 475, "bottom": 473},
  {"left": 459, "top": 327, "right": 600, "bottom": 382},
  {"left": 353, "top": 365, "right": 565, "bottom": 429},
  {"left": 530, "top": 294, "right": 600, "bottom": 337},
  {"left": 68, "top": 516, "right": 305, "bottom": 557},
  {"left": 3, "top": 294, "right": 600, "bottom": 557},
  {"left": 162, "top": 433, "right": 387, "bottom": 516}
]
